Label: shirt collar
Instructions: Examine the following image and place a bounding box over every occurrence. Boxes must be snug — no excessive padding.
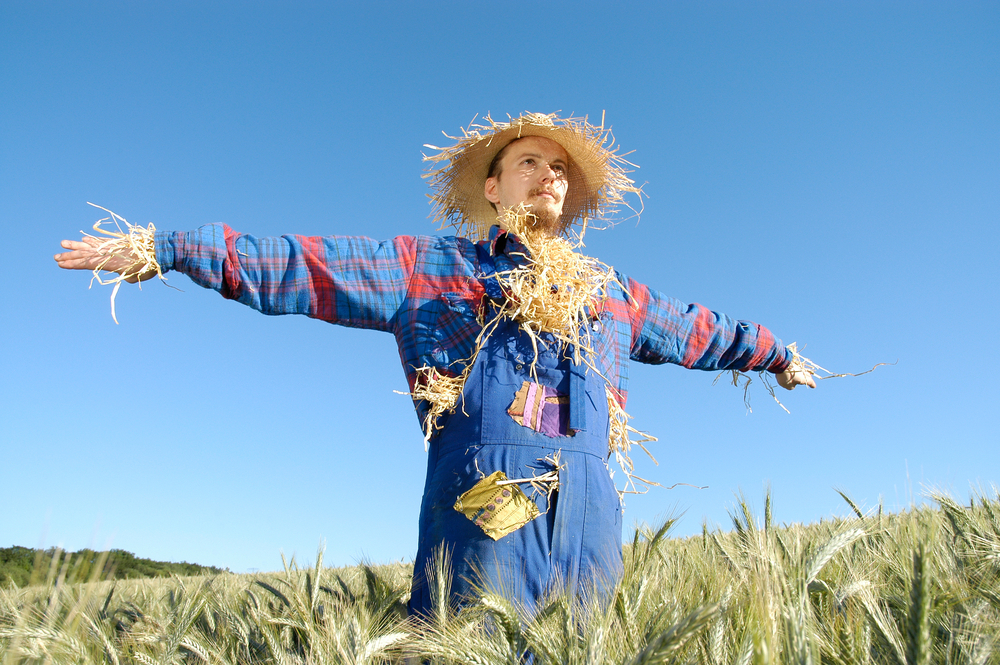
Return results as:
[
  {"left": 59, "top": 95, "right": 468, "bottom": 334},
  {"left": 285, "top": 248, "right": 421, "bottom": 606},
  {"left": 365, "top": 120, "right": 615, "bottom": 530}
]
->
[{"left": 487, "top": 225, "right": 530, "bottom": 259}]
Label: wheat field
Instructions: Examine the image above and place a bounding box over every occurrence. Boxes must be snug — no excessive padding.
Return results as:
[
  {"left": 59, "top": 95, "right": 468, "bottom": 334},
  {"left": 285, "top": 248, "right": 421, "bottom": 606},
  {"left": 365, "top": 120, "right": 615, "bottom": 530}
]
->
[{"left": 2, "top": 490, "right": 998, "bottom": 664}]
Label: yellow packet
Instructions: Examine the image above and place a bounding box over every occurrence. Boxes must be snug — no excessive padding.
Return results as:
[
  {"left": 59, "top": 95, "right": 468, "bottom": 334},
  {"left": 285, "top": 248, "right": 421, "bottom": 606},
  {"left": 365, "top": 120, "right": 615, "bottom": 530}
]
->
[{"left": 453, "top": 471, "right": 540, "bottom": 540}]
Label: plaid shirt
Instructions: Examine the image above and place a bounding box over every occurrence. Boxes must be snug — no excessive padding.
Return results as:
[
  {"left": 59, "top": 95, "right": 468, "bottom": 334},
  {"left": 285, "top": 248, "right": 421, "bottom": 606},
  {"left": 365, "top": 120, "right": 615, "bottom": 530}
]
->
[{"left": 155, "top": 224, "right": 790, "bottom": 425}]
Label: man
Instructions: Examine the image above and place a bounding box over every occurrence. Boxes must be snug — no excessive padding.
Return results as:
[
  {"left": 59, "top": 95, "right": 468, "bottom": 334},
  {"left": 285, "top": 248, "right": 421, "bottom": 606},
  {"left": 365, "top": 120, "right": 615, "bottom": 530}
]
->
[{"left": 55, "top": 113, "right": 814, "bottom": 616}]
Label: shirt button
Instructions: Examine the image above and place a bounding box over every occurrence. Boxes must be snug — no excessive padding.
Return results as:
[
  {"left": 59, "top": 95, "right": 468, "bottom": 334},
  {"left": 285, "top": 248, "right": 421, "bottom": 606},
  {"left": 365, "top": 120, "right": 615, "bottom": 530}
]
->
[{"left": 515, "top": 363, "right": 523, "bottom": 370}]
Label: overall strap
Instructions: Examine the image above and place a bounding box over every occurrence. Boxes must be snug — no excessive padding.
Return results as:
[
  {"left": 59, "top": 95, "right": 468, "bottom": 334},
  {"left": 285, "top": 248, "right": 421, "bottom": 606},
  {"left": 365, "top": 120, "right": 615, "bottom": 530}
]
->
[
  {"left": 475, "top": 241, "right": 505, "bottom": 301},
  {"left": 569, "top": 361, "right": 589, "bottom": 434}
]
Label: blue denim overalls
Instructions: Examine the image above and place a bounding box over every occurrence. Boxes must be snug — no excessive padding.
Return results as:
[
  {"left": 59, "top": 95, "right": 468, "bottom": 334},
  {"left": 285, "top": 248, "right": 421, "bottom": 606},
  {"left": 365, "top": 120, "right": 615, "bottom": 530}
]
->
[{"left": 408, "top": 297, "right": 624, "bottom": 616}]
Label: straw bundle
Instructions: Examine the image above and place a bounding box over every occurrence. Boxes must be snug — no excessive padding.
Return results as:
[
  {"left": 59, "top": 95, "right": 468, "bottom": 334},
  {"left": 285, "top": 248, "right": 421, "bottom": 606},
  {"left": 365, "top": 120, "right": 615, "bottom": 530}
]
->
[
  {"left": 487, "top": 207, "right": 621, "bottom": 369},
  {"left": 721, "top": 342, "right": 880, "bottom": 414},
  {"left": 785, "top": 342, "right": 827, "bottom": 381},
  {"left": 83, "top": 203, "right": 164, "bottom": 324},
  {"left": 407, "top": 365, "right": 473, "bottom": 447},
  {"left": 496, "top": 451, "right": 564, "bottom": 506},
  {"left": 606, "top": 386, "right": 660, "bottom": 499}
]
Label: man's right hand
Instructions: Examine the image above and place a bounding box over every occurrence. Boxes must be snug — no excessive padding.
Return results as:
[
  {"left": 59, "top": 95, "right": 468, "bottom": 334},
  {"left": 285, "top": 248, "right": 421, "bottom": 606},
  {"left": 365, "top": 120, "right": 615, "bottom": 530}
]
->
[{"left": 54, "top": 237, "right": 153, "bottom": 283}]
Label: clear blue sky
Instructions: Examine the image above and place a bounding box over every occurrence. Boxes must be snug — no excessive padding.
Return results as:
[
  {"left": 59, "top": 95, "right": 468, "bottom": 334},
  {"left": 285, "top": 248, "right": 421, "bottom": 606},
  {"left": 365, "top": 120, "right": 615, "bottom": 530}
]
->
[{"left": 2, "top": 1, "right": 997, "bottom": 573}]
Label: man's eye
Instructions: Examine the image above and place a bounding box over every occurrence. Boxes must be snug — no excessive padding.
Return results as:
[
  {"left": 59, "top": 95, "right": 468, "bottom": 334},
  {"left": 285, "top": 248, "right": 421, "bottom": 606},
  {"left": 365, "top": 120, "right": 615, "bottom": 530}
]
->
[{"left": 553, "top": 165, "right": 566, "bottom": 174}]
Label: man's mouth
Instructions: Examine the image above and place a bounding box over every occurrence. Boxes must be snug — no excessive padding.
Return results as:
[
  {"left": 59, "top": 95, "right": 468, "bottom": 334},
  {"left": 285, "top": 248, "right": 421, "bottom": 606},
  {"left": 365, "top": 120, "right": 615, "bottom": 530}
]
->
[{"left": 529, "top": 187, "right": 560, "bottom": 202}]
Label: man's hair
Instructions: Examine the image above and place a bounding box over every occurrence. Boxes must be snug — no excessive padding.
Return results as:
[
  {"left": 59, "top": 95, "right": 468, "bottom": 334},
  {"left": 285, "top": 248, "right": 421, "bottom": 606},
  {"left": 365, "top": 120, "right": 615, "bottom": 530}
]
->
[
  {"left": 486, "top": 137, "right": 523, "bottom": 181},
  {"left": 486, "top": 138, "right": 520, "bottom": 212}
]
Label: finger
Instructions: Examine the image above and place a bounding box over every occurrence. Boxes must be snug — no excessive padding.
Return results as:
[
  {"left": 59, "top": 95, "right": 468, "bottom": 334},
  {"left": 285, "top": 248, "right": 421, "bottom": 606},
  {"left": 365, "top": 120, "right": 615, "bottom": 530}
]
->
[
  {"left": 55, "top": 256, "right": 100, "bottom": 270},
  {"left": 793, "top": 370, "right": 816, "bottom": 389},
  {"left": 55, "top": 249, "right": 118, "bottom": 271},
  {"left": 54, "top": 248, "right": 100, "bottom": 264},
  {"left": 59, "top": 240, "right": 90, "bottom": 252},
  {"left": 56, "top": 240, "right": 102, "bottom": 262},
  {"left": 61, "top": 236, "right": 102, "bottom": 249},
  {"left": 54, "top": 248, "right": 92, "bottom": 261}
]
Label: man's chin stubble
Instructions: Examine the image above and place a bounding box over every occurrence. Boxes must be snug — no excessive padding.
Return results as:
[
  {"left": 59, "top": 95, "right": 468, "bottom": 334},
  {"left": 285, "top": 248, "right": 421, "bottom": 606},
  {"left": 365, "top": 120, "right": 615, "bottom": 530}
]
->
[
  {"left": 501, "top": 200, "right": 565, "bottom": 236},
  {"left": 527, "top": 207, "right": 564, "bottom": 235}
]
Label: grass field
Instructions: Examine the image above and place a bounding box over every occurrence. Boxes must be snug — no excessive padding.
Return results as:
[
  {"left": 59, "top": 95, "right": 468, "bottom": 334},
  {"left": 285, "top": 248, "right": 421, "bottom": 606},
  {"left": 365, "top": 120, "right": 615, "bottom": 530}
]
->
[{"left": 2, "top": 490, "right": 998, "bottom": 664}]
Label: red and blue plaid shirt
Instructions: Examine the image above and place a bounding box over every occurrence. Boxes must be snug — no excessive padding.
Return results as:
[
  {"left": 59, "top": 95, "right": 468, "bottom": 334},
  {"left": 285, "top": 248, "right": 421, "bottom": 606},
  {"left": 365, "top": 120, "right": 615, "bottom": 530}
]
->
[{"left": 155, "top": 224, "right": 790, "bottom": 425}]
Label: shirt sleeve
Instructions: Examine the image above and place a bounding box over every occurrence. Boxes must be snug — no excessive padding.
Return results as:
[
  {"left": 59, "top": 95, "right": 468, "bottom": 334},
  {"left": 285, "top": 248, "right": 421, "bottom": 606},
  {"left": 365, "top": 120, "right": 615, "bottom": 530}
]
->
[
  {"left": 155, "top": 223, "right": 417, "bottom": 333},
  {"left": 623, "top": 275, "right": 791, "bottom": 373}
]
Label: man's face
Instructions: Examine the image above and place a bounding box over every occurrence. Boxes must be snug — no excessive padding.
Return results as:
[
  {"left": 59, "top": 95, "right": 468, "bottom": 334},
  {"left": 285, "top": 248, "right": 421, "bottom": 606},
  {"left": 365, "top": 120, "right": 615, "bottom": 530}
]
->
[{"left": 484, "top": 136, "right": 570, "bottom": 236}]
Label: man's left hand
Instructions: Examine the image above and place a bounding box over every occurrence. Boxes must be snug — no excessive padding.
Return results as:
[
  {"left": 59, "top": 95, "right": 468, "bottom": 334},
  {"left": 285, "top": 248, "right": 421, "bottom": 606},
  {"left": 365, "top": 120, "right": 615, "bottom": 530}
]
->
[{"left": 775, "top": 363, "right": 816, "bottom": 390}]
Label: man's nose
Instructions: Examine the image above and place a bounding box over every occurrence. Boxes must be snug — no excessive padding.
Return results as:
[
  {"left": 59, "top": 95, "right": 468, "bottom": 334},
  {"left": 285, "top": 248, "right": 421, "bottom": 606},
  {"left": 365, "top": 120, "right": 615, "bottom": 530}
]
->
[{"left": 539, "top": 163, "right": 558, "bottom": 182}]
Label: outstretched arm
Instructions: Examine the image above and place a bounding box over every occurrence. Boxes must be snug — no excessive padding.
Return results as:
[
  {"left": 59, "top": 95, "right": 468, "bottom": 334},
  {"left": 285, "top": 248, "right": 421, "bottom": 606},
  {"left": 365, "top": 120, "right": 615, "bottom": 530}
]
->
[
  {"left": 158, "top": 225, "right": 417, "bottom": 331},
  {"left": 57, "top": 222, "right": 419, "bottom": 332},
  {"left": 623, "top": 275, "right": 816, "bottom": 389},
  {"left": 625, "top": 276, "right": 791, "bottom": 373}
]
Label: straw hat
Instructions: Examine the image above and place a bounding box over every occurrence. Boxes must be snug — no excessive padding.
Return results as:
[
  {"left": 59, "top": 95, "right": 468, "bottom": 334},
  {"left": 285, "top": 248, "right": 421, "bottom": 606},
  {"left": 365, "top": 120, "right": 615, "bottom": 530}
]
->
[{"left": 423, "top": 112, "right": 641, "bottom": 239}]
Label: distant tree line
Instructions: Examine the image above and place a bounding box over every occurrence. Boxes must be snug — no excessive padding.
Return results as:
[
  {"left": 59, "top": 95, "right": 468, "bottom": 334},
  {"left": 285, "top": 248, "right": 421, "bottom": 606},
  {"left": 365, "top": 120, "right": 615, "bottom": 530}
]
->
[{"left": 0, "top": 546, "right": 227, "bottom": 588}]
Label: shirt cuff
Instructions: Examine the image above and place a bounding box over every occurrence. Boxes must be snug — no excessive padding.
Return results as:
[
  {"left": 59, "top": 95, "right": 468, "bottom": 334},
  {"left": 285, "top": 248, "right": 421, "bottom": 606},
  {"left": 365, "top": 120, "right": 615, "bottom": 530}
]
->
[
  {"left": 770, "top": 346, "right": 793, "bottom": 373},
  {"left": 154, "top": 231, "right": 176, "bottom": 273}
]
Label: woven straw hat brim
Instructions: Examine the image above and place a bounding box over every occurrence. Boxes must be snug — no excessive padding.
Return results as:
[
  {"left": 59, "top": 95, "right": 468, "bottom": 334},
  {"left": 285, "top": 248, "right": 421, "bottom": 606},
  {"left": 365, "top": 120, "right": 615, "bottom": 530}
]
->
[{"left": 424, "top": 113, "right": 640, "bottom": 239}]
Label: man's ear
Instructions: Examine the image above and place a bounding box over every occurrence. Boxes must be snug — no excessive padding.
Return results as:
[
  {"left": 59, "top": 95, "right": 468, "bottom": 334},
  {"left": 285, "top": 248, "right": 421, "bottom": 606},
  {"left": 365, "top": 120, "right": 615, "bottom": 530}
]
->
[{"left": 484, "top": 177, "right": 500, "bottom": 205}]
